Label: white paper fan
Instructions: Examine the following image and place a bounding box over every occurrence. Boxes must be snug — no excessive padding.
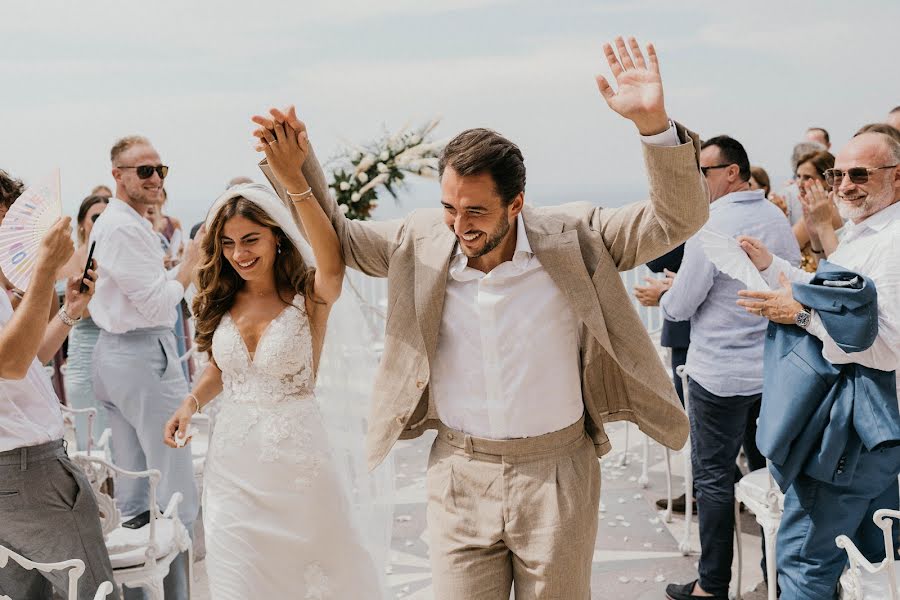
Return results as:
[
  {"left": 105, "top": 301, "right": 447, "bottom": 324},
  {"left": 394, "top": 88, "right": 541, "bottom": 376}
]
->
[
  {"left": 0, "top": 170, "right": 62, "bottom": 290},
  {"left": 696, "top": 227, "right": 770, "bottom": 291}
]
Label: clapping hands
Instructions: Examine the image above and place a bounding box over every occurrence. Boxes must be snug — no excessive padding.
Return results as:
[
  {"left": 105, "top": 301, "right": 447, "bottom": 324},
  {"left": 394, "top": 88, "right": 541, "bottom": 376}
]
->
[{"left": 595, "top": 37, "right": 669, "bottom": 136}]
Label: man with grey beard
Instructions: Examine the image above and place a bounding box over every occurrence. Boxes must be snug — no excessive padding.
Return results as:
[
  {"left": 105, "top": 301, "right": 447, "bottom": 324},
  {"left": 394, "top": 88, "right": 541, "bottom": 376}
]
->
[{"left": 737, "top": 131, "right": 900, "bottom": 599}]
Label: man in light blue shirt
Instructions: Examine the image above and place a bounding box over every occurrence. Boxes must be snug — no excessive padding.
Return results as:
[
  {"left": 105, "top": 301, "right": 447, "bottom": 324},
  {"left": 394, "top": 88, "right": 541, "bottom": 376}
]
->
[{"left": 662, "top": 136, "right": 800, "bottom": 600}]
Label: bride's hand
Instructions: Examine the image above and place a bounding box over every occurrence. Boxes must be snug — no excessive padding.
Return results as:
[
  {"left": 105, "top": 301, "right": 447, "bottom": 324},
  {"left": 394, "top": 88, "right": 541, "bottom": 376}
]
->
[
  {"left": 251, "top": 107, "right": 310, "bottom": 193},
  {"left": 163, "top": 398, "right": 196, "bottom": 448}
]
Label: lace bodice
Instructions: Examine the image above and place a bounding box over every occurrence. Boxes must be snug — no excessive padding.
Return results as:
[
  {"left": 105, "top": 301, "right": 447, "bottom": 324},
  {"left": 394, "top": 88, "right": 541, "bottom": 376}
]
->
[
  {"left": 212, "top": 294, "right": 315, "bottom": 404},
  {"left": 210, "top": 295, "right": 324, "bottom": 470}
]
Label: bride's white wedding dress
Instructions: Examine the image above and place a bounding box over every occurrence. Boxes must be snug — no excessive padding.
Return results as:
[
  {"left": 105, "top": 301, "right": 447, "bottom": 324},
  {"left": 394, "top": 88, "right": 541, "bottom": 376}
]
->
[{"left": 203, "top": 294, "right": 382, "bottom": 599}]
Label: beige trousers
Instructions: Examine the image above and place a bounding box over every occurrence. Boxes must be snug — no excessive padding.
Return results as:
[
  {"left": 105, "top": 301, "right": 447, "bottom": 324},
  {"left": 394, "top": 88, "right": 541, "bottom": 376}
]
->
[{"left": 426, "top": 416, "right": 601, "bottom": 600}]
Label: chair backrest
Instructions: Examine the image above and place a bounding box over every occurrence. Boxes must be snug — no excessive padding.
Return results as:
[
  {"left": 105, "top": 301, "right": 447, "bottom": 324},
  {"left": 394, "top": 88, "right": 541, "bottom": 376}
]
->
[
  {"left": 70, "top": 455, "right": 174, "bottom": 568},
  {"left": 836, "top": 508, "right": 900, "bottom": 600},
  {"left": 0, "top": 544, "right": 85, "bottom": 600},
  {"left": 60, "top": 405, "right": 96, "bottom": 454}
]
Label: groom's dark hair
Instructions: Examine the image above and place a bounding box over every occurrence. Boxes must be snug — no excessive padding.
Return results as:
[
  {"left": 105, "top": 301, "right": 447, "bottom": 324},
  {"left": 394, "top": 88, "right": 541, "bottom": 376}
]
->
[{"left": 439, "top": 128, "right": 526, "bottom": 205}]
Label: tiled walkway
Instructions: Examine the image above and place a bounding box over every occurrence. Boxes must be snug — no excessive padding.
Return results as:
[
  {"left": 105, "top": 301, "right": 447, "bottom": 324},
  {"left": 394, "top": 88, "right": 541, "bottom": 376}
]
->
[{"left": 193, "top": 421, "right": 770, "bottom": 599}]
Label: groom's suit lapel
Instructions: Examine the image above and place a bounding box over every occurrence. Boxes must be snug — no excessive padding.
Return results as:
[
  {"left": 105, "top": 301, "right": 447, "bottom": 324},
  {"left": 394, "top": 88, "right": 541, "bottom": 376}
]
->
[
  {"left": 414, "top": 224, "right": 456, "bottom": 363},
  {"left": 523, "top": 206, "right": 615, "bottom": 360}
]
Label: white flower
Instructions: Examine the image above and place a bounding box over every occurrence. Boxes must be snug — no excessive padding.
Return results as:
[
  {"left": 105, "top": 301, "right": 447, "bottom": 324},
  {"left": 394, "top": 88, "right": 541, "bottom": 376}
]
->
[
  {"left": 351, "top": 192, "right": 360, "bottom": 202},
  {"left": 409, "top": 135, "right": 421, "bottom": 145},
  {"left": 350, "top": 151, "right": 362, "bottom": 162},
  {"left": 377, "top": 162, "right": 388, "bottom": 173},
  {"left": 339, "top": 204, "right": 350, "bottom": 214},
  {"left": 339, "top": 181, "right": 350, "bottom": 191},
  {"left": 357, "top": 172, "right": 369, "bottom": 183},
  {"left": 379, "top": 150, "right": 389, "bottom": 161}
]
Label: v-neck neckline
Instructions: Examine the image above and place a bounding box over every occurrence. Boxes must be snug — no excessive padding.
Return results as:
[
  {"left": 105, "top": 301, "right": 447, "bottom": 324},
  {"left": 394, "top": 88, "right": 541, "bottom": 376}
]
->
[{"left": 228, "top": 295, "right": 300, "bottom": 365}]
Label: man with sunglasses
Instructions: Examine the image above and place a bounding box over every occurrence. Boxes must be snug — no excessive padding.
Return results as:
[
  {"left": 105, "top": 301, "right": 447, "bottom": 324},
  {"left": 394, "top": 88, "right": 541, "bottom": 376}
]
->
[
  {"left": 661, "top": 135, "right": 800, "bottom": 600},
  {"left": 88, "top": 136, "right": 200, "bottom": 600},
  {"left": 738, "top": 131, "right": 900, "bottom": 599}
]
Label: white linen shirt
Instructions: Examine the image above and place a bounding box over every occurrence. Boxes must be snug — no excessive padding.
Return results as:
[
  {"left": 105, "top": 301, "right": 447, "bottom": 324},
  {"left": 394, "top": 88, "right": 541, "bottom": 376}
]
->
[
  {"left": 0, "top": 292, "right": 64, "bottom": 452},
  {"left": 431, "top": 214, "right": 584, "bottom": 439},
  {"left": 762, "top": 200, "right": 900, "bottom": 397},
  {"left": 89, "top": 198, "right": 185, "bottom": 333}
]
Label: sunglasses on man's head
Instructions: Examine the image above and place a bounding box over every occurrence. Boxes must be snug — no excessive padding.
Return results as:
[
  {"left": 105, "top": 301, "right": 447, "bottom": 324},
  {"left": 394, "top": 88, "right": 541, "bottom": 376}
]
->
[
  {"left": 118, "top": 165, "right": 169, "bottom": 179},
  {"left": 90, "top": 213, "right": 101, "bottom": 223},
  {"left": 823, "top": 165, "right": 897, "bottom": 187}
]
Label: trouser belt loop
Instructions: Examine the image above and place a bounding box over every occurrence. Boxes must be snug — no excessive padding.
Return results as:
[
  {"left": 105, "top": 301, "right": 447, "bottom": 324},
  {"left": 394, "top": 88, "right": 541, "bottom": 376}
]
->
[
  {"left": 20, "top": 447, "right": 27, "bottom": 471},
  {"left": 464, "top": 435, "right": 475, "bottom": 456}
]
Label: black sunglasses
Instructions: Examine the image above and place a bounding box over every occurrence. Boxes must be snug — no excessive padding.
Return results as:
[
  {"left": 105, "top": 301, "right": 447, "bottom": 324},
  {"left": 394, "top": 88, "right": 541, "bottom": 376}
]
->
[
  {"left": 118, "top": 165, "right": 169, "bottom": 179},
  {"left": 823, "top": 165, "right": 897, "bottom": 187},
  {"left": 700, "top": 164, "right": 733, "bottom": 176},
  {"left": 90, "top": 213, "right": 102, "bottom": 223}
]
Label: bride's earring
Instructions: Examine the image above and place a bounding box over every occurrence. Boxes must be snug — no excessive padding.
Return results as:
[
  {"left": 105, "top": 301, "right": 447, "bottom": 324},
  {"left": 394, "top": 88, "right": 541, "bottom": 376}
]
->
[{"left": 277, "top": 243, "right": 282, "bottom": 255}]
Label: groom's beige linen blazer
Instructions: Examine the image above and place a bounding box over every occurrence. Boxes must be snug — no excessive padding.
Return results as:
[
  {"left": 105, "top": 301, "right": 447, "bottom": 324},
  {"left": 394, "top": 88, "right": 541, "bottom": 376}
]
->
[{"left": 261, "top": 122, "right": 708, "bottom": 470}]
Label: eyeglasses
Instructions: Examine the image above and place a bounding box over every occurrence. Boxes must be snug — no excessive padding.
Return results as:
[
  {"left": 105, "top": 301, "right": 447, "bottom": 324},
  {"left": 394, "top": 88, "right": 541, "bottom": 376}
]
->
[
  {"left": 117, "top": 165, "right": 169, "bottom": 179},
  {"left": 823, "top": 165, "right": 897, "bottom": 187},
  {"left": 90, "top": 213, "right": 101, "bottom": 223},
  {"left": 700, "top": 164, "right": 733, "bottom": 176}
]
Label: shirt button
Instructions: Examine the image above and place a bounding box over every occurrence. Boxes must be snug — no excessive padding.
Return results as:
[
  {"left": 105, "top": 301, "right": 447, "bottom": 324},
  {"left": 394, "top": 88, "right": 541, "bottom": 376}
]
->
[
  {"left": 416, "top": 380, "right": 426, "bottom": 389},
  {"left": 447, "top": 433, "right": 454, "bottom": 440},
  {"left": 396, "top": 416, "right": 405, "bottom": 425}
]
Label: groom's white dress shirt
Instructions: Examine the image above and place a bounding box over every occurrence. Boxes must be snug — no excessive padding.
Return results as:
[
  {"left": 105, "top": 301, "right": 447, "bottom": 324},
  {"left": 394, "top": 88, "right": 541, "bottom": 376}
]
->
[
  {"left": 0, "top": 291, "right": 64, "bottom": 452},
  {"left": 432, "top": 125, "right": 681, "bottom": 440},
  {"left": 89, "top": 198, "right": 185, "bottom": 333},
  {"left": 432, "top": 215, "right": 584, "bottom": 440}
]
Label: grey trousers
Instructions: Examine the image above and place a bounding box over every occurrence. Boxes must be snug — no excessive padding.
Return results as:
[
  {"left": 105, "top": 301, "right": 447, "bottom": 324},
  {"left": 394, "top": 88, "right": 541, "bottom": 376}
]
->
[
  {"left": 93, "top": 327, "right": 197, "bottom": 600},
  {"left": 0, "top": 440, "right": 121, "bottom": 600}
]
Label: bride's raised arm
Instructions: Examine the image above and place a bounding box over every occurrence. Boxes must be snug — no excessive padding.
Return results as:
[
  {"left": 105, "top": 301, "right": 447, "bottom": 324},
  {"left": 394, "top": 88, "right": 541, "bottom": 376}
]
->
[{"left": 251, "top": 110, "right": 345, "bottom": 305}]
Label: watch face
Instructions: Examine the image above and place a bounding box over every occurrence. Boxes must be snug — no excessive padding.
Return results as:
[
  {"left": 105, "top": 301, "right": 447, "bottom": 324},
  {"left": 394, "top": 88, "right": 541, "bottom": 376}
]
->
[{"left": 796, "top": 310, "right": 811, "bottom": 328}]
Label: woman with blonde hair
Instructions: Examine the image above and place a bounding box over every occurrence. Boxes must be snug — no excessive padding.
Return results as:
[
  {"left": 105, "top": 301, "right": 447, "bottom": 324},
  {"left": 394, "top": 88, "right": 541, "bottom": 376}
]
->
[{"left": 164, "top": 118, "right": 385, "bottom": 599}]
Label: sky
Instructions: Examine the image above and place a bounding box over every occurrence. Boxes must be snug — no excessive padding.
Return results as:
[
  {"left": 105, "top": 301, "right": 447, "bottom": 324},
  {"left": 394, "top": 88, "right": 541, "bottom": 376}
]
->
[{"left": 1, "top": 0, "right": 898, "bottom": 227}]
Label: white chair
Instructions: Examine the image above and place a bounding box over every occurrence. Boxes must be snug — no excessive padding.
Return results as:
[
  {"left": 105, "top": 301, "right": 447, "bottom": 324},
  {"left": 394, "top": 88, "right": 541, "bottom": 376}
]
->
[
  {"left": 71, "top": 455, "right": 193, "bottom": 600},
  {"left": 0, "top": 544, "right": 114, "bottom": 600},
  {"left": 733, "top": 464, "right": 784, "bottom": 600},
  {"left": 836, "top": 508, "right": 900, "bottom": 599}
]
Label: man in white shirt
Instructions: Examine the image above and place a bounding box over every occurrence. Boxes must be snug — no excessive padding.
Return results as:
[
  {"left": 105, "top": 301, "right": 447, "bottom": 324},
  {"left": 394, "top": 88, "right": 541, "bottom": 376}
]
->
[
  {"left": 737, "top": 131, "right": 900, "bottom": 599},
  {"left": 89, "top": 136, "right": 200, "bottom": 600},
  {"left": 0, "top": 216, "right": 119, "bottom": 600}
]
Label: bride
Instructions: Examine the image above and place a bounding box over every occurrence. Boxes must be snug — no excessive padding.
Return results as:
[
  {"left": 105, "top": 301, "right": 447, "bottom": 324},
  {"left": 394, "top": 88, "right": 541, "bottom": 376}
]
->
[{"left": 164, "top": 117, "right": 383, "bottom": 599}]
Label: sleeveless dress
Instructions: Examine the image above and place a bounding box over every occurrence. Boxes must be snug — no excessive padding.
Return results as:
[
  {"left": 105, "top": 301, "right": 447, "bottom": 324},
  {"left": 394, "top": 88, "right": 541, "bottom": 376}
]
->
[{"left": 203, "top": 295, "right": 382, "bottom": 599}]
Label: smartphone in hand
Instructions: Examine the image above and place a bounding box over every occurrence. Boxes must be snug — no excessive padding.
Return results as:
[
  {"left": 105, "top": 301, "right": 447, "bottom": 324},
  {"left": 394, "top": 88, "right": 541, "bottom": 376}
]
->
[{"left": 79, "top": 241, "right": 96, "bottom": 293}]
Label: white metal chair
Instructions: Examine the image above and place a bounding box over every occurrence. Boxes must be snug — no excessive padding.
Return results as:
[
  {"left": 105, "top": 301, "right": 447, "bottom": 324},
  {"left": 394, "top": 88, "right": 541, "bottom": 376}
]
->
[
  {"left": 675, "top": 364, "right": 694, "bottom": 555},
  {"left": 837, "top": 508, "right": 900, "bottom": 599},
  {"left": 71, "top": 455, "right": 193, "bottom": 600},
  {"left": 0, "top": 544, "right": 114, "bottom": 600},
  {"left": 733, "top": 464, "right": 784, "bottom": 600}
]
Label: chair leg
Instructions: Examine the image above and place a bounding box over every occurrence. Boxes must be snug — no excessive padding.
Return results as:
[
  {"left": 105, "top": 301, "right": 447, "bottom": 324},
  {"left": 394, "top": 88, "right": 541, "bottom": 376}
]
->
[
  {"left": 639, "top": 433, "right": 650, "bottom": 488},
  {"left": 763, "top": 524, "right": 778, "bottom": 600},
  {"left": 664, "top": 447, "right": 674, "bottom": 523},
  {"left": 145, "top": 579, "right": 164, "bottom": 600},
  {"left": 733, "top": 499, "right": 743, "bottom": 600},
  {"left": 680, "top": 450, "right": 693, "bottom": 555},
  {"left": 619, "top": 422, "right": 630, "bottom": 467}
]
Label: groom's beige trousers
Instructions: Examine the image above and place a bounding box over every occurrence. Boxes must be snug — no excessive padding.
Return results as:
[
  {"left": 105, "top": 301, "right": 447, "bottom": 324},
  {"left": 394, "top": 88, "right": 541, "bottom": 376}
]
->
[{"left": 426, "top": 416, "right": 601, "bottom": 599}]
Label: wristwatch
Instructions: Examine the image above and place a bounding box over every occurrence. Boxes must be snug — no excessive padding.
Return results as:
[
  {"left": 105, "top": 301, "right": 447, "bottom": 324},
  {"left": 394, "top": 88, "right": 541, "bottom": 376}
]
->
[{"left": 795, "top": 308, "right": 812, "bottom": 329}]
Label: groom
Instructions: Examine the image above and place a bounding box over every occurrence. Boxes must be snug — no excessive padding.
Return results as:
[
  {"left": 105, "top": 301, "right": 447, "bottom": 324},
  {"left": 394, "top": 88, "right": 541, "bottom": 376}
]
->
[{"left": 258, "top": 37, "right": 707, "bottom": 599}]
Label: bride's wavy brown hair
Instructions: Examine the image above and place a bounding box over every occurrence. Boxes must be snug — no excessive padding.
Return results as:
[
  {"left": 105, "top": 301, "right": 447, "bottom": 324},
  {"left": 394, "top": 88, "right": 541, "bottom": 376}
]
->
[{"left": 193, "top": 195, "right": 316, "bottom": 355}]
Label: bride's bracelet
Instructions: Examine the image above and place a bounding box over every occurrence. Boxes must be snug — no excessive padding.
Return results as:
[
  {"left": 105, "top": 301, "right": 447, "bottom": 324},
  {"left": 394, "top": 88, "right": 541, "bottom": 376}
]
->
[
  {"left": 287, "top": 187, "right": 314, "bottom": 203},
  {"left": 187, "top": 393, "right": 201, "bottom": 414}
]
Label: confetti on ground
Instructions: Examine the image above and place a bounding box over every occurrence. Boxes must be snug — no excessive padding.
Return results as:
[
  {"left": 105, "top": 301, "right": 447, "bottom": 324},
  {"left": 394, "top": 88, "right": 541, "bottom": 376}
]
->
[
  {"left": 618, "top": 576, "right": 630, "bottom": 583},
  {"left": 655, "top": 574, "right": 667, "bottom": 583}
]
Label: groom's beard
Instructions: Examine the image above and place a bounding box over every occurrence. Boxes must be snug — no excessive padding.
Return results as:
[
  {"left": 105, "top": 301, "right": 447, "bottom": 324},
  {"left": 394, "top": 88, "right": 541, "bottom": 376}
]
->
[{"left": 460, "top": 216, "right": 510, "bottom": 259}]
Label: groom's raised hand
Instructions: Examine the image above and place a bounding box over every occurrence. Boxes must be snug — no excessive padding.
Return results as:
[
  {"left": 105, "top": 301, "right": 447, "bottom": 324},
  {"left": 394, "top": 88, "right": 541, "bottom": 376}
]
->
[{"left": 595, "top": 36, "right": 669, "bottom": 136}]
